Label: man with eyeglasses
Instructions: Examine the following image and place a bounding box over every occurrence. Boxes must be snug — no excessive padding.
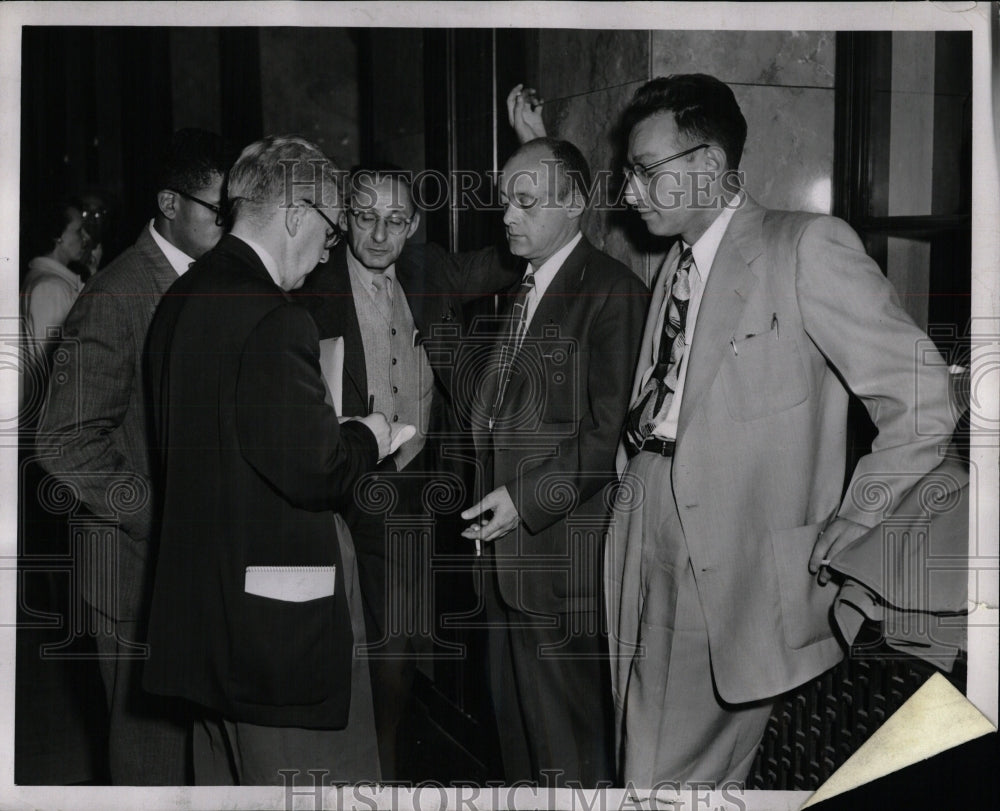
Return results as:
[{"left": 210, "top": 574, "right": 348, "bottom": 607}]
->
[
  {"left": 600, "top": 74, "right": 957, "bottom": 786},
  {"left": 39, "top": 128, "right": 229, "bottom": 784},
  {"left": 140, "top": 135, "right": 397, "bottom": 785},
  {"left": 295, "top": 166, "right": 522, "bottom": 778}
]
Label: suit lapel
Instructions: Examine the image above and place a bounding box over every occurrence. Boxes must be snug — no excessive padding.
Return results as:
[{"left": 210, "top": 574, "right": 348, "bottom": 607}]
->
[
  {"left": 501, "top": 236, "right": 590, "bottom": 408},
  {"left": 134, "top": 225, "right": 181, "bottom": 295},
  {"left": 316, "top": 251, "right": 368, "bottom": 406},
  {"left": 676, "top": 197, "right": 765, "bottom": 438},
  {"left": 628, "top": 241, "right": 681, "bottom": 405}
]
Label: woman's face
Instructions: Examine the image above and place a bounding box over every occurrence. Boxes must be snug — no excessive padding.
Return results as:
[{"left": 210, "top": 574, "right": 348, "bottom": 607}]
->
[{"left": 53, "top": 208, "right": 88, "bottom": 265}]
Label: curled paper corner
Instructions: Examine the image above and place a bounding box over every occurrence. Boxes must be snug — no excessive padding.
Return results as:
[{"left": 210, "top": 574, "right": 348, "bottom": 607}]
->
[{"left": 801, "top": 672, "right": 995, "bottom": 808}]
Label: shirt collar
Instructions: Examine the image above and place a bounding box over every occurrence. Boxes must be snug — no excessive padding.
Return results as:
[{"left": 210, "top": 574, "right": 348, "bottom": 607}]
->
[
  {"left": 685, "top": 191, "right": 743, "bottom": 283},
  {"left": 230, "top": 233, "right": 281, "bottom": 287},
  {"left": 346, "top": 248, "right": 396, "bottom": 291},
  {"left": 27, "top": 255, "right": 83, "bottom": 288},
  {"left": 148, "top": 220, "right": 195, "bottom": 276},
  {"left": 526, "top": 230, "right": 582, "bottom": 283}
]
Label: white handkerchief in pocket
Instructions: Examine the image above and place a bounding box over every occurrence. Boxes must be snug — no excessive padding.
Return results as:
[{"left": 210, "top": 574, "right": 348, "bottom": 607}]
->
[{"left": 244, "top": 566, "right": 336, "bottom": 603}]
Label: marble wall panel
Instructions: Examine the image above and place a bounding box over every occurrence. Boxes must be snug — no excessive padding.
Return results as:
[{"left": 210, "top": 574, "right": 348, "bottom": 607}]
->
[
  {"left": 544, "top": 81, "right": 658, "bottom": 284},
  {"left": 259, "top": 29, "right": 360, "bottom": 165},
  {"left": 535, "top": 29, "right": 650, "bottom": 103},
  {"left": 733, "top": 84, "right": 834, "bottom": 214},
  {"left": 652, "top": 30, "right": 835, "bottom": 89}
]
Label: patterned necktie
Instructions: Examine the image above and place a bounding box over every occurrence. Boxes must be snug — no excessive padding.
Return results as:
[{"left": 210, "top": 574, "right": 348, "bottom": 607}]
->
[
  {"left": 489, "top": 271, "right": 535, "bottom": 430},
  {"left": 623, "top": 247, "right": 694, "bottom": 456},
  {"left": 371, "top": 273, "right": 393, "bottom": 323}
]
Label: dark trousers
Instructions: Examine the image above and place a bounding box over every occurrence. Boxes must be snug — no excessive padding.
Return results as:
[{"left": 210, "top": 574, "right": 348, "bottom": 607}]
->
[
  {"left": 345, "top": 469, "right": 424, "bottom": 780},
  {"left": 482, "top": 562, "right": 614, "bottom": 787},
  {"left": 94, "top": 613, "right": 191, "bottom": 784}
]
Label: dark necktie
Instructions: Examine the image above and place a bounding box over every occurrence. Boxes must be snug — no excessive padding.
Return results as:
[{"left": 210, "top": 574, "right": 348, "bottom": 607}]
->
[
  {"left": 623, "top": 247, "right": 694, "bottom": 456},
  {"left": 489, "top": 271, "right": 535, "bottom": 430}
]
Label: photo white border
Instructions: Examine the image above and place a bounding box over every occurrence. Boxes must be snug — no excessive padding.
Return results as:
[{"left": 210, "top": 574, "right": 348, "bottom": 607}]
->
[{"left": 1, "top": 3, "right": 996, "bottom": 809}]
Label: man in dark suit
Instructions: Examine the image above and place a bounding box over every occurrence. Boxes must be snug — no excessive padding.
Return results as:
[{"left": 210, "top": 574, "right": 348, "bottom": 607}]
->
[
  {"left": 460, "top": 138, "right": 649, "bottom": 786},
  {"left": 39, "top": 128, "right": 228, "bottom": 784},
  {"left": 142, "top": 135, "right": 396, "bottom": 785},
  {"left": 296, "top": 167, "right": 519, "bottom": 777},
  {"left": 605, "top": 75, "right": 956, "bottom": 786}
]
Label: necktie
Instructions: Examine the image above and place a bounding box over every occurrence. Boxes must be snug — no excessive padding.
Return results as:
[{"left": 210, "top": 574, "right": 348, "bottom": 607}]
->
[
  {"left": 489, "top": 271, "right": 535, "bottom": 430},
  {"left": 371, "top": 273, "right": 393, "bottom": 323},
  {"left": 623, "top": 247, "right": 694, "bottom": 456}
]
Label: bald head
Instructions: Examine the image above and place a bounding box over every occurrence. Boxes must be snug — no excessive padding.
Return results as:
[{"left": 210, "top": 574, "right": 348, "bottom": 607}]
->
[{"left": 498, "top": 138, "right": 588, "bottom": 267}]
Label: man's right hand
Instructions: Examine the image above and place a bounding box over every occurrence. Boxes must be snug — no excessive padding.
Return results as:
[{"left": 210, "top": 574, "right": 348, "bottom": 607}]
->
[
  {"left": 507, "top": 83, "right": 547, "bottom": 144},
  {"left": 356, "top": 412, "right": 392, "bottom": 460}
]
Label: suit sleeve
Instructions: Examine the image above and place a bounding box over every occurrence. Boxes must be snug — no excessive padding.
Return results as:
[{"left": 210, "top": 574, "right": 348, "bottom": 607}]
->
[
  {"left": 795, "top": 216, "right": 956, "bottom": 527},
  {"left": 235, "top": 303, "right": 378, "bottom": 512},
  {"left": 510, "top": 272, "right": 649, "bottom": 534},
  {"left": 417, "top": 242, "right": 523, "bottom": 301},
  {"left": 38, "top": 288, "right": 153, "bottom": 542}
]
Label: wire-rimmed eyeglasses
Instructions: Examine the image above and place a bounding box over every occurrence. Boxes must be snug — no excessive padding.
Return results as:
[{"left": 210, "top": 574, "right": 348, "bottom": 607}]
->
[{"left": 622, "top": 144, "right": 709, "bottom": 185}]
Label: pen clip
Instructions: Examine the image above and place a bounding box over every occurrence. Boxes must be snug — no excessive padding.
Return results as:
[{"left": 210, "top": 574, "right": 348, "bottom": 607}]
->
[
  {"left": 730, "top": 337, "right": 738, "bottom": 356},
  {"left": 771, "top": 312, "right": 779, "bottom": 339}
]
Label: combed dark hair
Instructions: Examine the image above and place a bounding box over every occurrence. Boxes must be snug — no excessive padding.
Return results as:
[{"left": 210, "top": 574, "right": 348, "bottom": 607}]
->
[
  {"left": 155, "top": 128, "right": 228, "bottom": 195},
  {"left": 516, "top": 137, "right": 593, "bottom": 204},
  {"left": 29, "top": 196, "right": 85, "bottom": 258},
  {"left": 620, "top": 74, "right": 748, "bottom": 171},
  {"left": 348, "top": 163, "right": 416, "bottom": 212}
]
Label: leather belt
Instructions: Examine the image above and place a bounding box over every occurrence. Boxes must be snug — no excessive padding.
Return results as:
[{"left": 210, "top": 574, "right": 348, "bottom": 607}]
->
[{"left": 640, "top": 436, "right": 676, "bottom": 457}]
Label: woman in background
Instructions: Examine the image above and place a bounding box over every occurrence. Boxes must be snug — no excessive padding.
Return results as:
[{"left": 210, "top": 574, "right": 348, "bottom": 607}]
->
[{"left": 20, "top": 197, "right": 91, "bottom": 418}]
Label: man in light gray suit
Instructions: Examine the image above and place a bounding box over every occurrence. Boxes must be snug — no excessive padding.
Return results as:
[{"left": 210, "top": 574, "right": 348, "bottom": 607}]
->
[
  {"left": 604, "top": 74, "right": 957, "bottom": 787},
  {"left": 39, "top": 128, "right": 229, "bottom": 784}
]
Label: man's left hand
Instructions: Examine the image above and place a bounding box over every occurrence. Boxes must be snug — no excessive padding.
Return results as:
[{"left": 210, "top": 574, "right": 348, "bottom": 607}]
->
[
  {"left": 461, "top": 486, "right": 521, "bottom": 543},
  {"left": 809, "top": 517, "right": 870, "bottom": 585}
]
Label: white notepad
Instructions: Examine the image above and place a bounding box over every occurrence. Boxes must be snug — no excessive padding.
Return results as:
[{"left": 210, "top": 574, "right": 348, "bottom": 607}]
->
[{"left": 244, "top": 566, "right": 336, "bottom": 602}]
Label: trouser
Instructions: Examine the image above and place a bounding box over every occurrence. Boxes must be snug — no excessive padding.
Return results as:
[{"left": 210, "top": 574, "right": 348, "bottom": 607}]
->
[
  {"left": 93, "top": 613, "right": 190, "bottom": 784},
  {"left": 609, "top": 451, "right": 773, "bottom": 787},
  {"left": 482, "top": 562, "right": 614, "bottom": 787},
  {"left": 192, "top": 714, "right": 378, "bottom": 786},
  {"left": 347, "top": 471, "right": 425, "bottom": 780}
]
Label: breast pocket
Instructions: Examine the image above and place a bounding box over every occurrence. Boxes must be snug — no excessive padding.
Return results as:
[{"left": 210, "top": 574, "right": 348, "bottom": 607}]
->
[{"left": 721, "top": 327, "right": 809, "bottom": 422}]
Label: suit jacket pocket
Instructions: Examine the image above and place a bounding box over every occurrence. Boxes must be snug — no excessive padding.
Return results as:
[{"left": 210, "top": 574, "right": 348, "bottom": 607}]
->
[
  {"left": 228, "top": 590, "right": 336, "bottom": 707},
  {"left": 770, "top": 521, "right": 837, "bottom": 649},
  {"left": 721, "top": 330, "right": 809, "bottom": 421}
]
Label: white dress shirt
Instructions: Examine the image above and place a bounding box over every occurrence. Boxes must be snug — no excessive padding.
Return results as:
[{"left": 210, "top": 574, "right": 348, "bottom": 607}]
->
[
  {"left": 346, "top": 248, "right": 397, "bottom": 303},
  {"left": 148, "top": 220, "right": 195, "bottom": 276},
  {"left": 519, "top": 230, "right": 583, "bottom": 341},
  {"left": 652, "top": 194, "right": 741, "bottom": 439}
]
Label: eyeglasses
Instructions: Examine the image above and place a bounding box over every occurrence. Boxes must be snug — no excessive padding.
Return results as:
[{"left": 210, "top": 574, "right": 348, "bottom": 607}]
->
[
  {"left": 623, "top": 144, "right": 709, "bottom": 185},
  {"left": 171, "top": 189, "right": 225, "bottom": 226},
  {"left": 307, "top": 202, "right": 344, "bottom": 249},
  {"left": 349, "top": 208, "right": 413, "bottom": 235}
]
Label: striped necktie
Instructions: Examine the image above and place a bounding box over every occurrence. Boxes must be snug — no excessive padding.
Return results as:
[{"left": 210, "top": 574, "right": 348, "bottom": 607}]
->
[
  {"left": 489, "top": 271, "right": 535, "bottom": 430},
  {"left": 623, "top": 247, "right": 694, "bottom": 456}
]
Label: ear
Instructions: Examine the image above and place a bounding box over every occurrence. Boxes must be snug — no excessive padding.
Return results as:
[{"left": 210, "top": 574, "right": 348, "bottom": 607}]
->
[
  {"left": 564, "top": 188, "right": 586, "bottom": 222},
  {"left": 285, "top": 202, "right": 305, "bottom": 237},
  {"left": 338, "top": 209, "right": 349, "bottom": 232},
  {"left": 157, "top": 190, "right": 178, "bottom": 221},
  {"left": 703, "top": 144, "right": 727, "bottom": 176},
  {"left": 405, "top": 211, "right": 421, "bottom": 238}
]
